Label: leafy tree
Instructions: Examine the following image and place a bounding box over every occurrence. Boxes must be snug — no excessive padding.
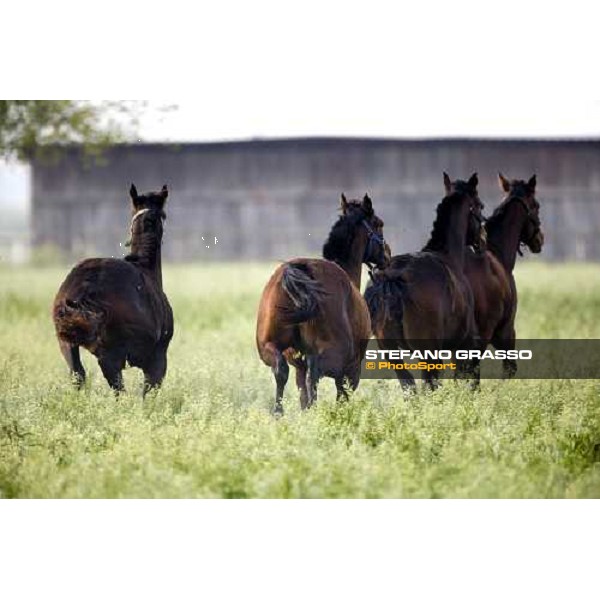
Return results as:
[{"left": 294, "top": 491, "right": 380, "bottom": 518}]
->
[{"left": 0, "top": 101, "right": 145, "bottom": 161}]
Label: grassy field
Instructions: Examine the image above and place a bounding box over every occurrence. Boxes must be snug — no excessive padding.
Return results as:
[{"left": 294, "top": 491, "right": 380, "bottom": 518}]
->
[{"left": 0, "top": 262, "right": 599, "bottom": 498}]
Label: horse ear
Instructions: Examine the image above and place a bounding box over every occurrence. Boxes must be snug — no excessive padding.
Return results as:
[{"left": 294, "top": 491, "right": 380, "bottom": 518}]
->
[
  {"left": 160, "top": 184, "right": 168, "bottom": 200},
  {"left": 443, "top": 172, "right": 452, "bottom": 194},
  {"left": 340, "top": 193, "right": 349, "bottom": 213},
  {"left": 528, "top": 174, "right": 537, "bottom": 192},
  {"left": 130, "top": 183, "right": 138, "bottom": 201},
  {"left": 468, "top": 172, "right": 478, "bottom": 190},
  {"left": 498, "top": 172, "right": 510, "bottom": 193},
  {"left": 362, "top": 193, "right": 373, "bottom": 213}
]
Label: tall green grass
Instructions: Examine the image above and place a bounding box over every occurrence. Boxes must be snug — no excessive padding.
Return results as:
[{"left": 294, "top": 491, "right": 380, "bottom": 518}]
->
[{"left": 0, "top": 262, "right": 599, "bottom": 497}]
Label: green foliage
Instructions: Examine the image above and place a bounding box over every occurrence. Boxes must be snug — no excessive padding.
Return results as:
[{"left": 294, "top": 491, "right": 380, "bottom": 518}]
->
[
  {"left": 0, "top": 100, "right": 141, "bottom": 161},
  {"left": 0, "top": 262, "right": 599, "bottom": 498}
]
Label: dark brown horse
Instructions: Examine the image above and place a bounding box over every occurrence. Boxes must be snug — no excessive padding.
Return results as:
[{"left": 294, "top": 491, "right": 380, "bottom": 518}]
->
[
  {"left": 464, "top": 174, "right": 544, "bottom": 380},
  {"left": 52, "top": 184, "right": 174, "bottom": 395},
  {"left": 365, "top": 173, "right": 485, "bottom": 390},
  {"left": 256, "top": 194, "right": 389, "bottom": 415}
]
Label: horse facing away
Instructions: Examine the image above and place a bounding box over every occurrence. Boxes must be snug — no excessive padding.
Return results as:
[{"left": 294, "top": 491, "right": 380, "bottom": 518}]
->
[
  {"left": 365, "top": 173, "right": 485, "bottom": 390},
  {"left": 464, "top": 174, "right": 544, "bottom": 381},
  {"left": 256, "top": 194, "right": 390, "bottom": 415},
  {"left": 52, "top": 184, "right": 174, "bottom": 395}
]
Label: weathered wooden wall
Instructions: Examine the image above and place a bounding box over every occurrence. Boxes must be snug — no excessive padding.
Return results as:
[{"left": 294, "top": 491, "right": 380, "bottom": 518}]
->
[{"left": 31, "top": 138, "right": 600, "bottom": 262}]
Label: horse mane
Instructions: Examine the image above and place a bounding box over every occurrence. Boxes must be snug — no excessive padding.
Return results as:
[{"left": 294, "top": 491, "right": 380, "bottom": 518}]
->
[
  {"left": 422, "top": 192, "right": 463, "bottom": 252},
  {"left": 124, "top": 209, "right": 165, "bottom": 267},
  {"left": 322, "top": 203, "right": 366, "bottom": 263}
]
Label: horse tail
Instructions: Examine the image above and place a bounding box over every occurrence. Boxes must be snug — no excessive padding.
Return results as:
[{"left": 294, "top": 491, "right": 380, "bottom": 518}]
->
[
  {"left": 53, "top": 299, "right": 104, "bottom": 346},
  {"left": 279, "top": 263, "right": 326, "bottom": 324},
  {"left": 364, "top": 275, "right": 405, "bottom": 334}
]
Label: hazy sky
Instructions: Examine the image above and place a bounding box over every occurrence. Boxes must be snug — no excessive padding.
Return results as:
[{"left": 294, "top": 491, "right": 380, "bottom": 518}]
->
[
  {"left": 3, "top": 1, "right": 600, "bottom": 142},
  {"left": 129, "top": 2, "right": 600, "bottom": 142}
]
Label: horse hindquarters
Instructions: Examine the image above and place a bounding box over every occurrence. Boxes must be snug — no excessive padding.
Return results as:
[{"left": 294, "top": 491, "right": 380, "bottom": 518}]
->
[{"left": 53, "top": 298, "right": 103, "bottom": 389}]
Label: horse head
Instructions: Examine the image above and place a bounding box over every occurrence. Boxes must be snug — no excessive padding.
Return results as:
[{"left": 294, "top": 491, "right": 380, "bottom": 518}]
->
[{"left": 498, "top": 173, "right": 544, "bottom": 254}]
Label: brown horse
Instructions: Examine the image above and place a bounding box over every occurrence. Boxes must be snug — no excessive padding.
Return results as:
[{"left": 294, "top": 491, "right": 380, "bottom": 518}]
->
[
  {"left": 464, "top": 174, "right": 544, "bottom": 381},
  {"left": 52, "top": 184, "right": 174, "bottom": 395},
  {"left": 256, "top": 194, "right": 389, "bottom": 415},
  {"left": 365, "top": 173, "right": 485, "bottom": 390}
]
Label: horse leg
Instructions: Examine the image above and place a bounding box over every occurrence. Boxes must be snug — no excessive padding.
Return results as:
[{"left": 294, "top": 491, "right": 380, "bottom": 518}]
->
[
  {"left": 397, "top": 365, "right": 417, "bottom": 392},
  {"left": 468, "top": 329, "right": 484, "bottom": 390},
  {"left": 493, "top": 326, "right": 517, "bottom": 379},
  {"left": 335, "top": 376, "right": 349, "bottom": 403},
  {"left": 306, "top": 354, "right": 320, "bottom": 408},
  {"left": 272, "top": 350, "right": 289, "bottom": 416},
  {"left": 467, "top": 357, "right": 481, "bottom": 390},
  {"left": 58, "top": 340, "right": 86, "bottom": 389},
  {"left": 377, "top": 339, "right": 416, "bottom": 392},
  {"left": 420, "top": 343, "right": 444, "bottom": 391},
  {"left": 452, "top": 331, "right": 484, "bottom": 389},
  {"left": 423, "top": 368, "right": 441, "bottom": 391},
  {"left": 295, "top": 361, "right": 309, "bottom": 410},
  {"left": 453, "top": 359, "right": 468, "bottom": 380},
  {"left": 454, "top": 356, "right": 481, "bottom": 389},
  {"left": 143, "top": 350, "right": 167, "bottom": 397},
  {"left": 98, "top": 350, "right": 126, "bottom": 396}
]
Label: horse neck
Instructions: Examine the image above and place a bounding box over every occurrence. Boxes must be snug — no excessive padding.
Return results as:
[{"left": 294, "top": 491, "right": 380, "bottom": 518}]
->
[
  {"left": 129, "top": 227, "right": 164, "bottom": 290},
  {"left": 336, "top": 233, "right": 366, "bottom": 289},
  {"left": 486, "top": 204, "right": 524, "bottom": 272},
  {"left": 431, "top": 198, "right": 470, "bottom": 270}
]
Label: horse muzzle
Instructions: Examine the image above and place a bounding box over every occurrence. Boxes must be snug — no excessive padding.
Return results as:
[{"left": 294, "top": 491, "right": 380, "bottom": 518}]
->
[{"left": 529, "top": 230, "right": 544, "bottom": 253}]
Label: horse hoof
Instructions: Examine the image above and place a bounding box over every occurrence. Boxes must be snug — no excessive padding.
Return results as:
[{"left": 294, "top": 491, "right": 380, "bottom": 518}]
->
[{"left": 272, "top": 405, "right": 284, "bottom": 417}]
